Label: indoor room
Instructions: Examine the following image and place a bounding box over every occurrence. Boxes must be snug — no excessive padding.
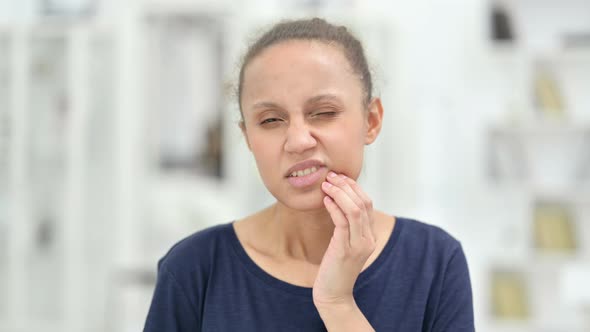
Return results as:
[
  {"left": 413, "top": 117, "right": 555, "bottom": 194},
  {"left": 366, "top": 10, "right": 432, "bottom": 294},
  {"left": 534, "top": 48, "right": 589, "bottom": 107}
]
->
[{"left": 1, "top": 0, "right": 589, "bottom": 331}]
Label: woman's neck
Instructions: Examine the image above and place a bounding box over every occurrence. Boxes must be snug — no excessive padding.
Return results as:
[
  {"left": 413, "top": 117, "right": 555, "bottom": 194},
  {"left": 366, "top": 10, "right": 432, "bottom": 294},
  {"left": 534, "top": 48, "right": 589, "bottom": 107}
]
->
[{"left": 263, "top": 202, "right": 335, "bottom": 265}]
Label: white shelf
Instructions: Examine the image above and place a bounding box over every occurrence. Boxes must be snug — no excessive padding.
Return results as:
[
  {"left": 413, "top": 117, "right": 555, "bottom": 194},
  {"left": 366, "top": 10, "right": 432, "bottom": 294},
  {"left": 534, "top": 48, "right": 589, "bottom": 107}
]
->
[
  {"left": 488, "top": 122, "right": 590, "bottom": 190},
  {"left": 490, "top": 120, "right": 590, "bottom": 134}
]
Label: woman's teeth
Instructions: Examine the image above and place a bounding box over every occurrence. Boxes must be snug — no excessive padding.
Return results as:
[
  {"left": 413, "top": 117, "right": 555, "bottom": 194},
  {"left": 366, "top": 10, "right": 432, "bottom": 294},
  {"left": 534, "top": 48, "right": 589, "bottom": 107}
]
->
[{"left": 290, "top": 166, "right": 318, "bottom": 177}]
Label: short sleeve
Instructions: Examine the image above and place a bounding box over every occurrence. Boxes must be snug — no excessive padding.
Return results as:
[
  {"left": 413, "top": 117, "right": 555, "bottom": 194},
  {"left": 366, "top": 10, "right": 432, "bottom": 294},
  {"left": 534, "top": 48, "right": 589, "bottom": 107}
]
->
[
  {"left": 431, "top": 244, "right": 475, "bottom": 332},
  {"left": 143, "top": 265, "right": 200, "bottom": 332}
]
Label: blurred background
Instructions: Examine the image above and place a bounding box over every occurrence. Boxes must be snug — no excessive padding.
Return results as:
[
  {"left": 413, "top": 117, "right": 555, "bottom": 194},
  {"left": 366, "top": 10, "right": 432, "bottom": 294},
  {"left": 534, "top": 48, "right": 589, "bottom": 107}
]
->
[{"left": 1, "top": 0, "right": 590, "bottom": 331}]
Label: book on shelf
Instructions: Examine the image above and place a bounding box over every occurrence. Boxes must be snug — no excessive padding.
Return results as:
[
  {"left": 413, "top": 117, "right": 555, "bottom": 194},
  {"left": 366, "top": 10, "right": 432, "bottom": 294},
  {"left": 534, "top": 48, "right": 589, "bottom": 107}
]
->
[
  {"left": 491, "top": 269, "right": 530, "bottom": 320},
  {"left": 533, "top": 61, "right": 566, "bottom": 118},
  {"left": 490, "top": 3, "right": 515, "bottom": 42},
  {"left": 533, "top": 200, "right": 577, "bottom": 253}
]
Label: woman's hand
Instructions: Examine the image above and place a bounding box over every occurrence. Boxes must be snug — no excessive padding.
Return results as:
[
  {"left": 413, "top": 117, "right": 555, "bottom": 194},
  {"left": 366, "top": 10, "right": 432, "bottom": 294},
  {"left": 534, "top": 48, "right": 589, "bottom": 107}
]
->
[{"left": 313, "top": 171, "right": 377, "bottom": 309}]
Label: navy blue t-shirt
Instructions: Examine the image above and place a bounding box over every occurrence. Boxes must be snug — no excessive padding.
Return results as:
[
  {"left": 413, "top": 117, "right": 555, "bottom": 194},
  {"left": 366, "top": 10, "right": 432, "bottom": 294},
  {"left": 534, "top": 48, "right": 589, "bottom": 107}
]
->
[{"left": 144, "top": 217, "right": 475, "bottom": 331}]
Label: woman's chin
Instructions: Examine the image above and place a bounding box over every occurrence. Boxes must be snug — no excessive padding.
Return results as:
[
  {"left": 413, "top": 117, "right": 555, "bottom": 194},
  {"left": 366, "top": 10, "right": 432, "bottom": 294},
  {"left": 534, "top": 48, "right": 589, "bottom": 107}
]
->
[{"left": 278, "top": 190, "right": 327, "bottom": 212}]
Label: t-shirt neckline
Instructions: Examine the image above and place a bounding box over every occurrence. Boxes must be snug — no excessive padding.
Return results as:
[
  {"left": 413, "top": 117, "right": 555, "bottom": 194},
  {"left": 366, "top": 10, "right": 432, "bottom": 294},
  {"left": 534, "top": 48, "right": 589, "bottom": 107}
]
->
[{"left": 225, "top": 216, "right": 405, "bottom": 298}]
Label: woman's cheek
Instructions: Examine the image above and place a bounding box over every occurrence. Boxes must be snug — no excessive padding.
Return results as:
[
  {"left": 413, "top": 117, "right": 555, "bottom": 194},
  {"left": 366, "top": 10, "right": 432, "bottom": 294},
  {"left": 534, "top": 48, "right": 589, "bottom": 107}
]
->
[{"left": 325, "top": 136, "right": 365, "bottom": 180}]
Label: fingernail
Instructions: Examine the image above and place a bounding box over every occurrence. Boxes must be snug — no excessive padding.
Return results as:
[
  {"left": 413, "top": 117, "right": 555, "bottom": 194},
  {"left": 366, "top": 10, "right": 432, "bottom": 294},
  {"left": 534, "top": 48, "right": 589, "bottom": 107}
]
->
[
  {"left": 339, "top": 174, "right": 347, "bottom": 179},
  {"left": 328, "top": 171, "right": 337, "bottom": 178},
  {"left": 322, "top": 181, "right": 332, "bottom": 188}
]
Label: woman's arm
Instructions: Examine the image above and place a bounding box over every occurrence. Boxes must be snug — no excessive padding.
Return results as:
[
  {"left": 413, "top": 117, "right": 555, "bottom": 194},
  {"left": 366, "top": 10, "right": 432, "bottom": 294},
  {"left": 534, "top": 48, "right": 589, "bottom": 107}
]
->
[
  {"left": 431, "top": 245, "right": 475, "bottom": 332},
  {"left": 143, "top": 265, "right": 200, "bottom": 332},
  {"left": 315, "top": 299, "right": 375, "bottom": 332}
]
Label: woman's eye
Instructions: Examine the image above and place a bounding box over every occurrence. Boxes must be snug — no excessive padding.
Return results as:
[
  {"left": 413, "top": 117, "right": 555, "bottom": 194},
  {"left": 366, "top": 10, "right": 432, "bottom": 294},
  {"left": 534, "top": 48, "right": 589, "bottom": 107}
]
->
[
  {"left": 260, "top": 118, "right": 281, "bottom": 125},
  {"left": 312, "top": 111, "right": 337, "bottom": 118}
]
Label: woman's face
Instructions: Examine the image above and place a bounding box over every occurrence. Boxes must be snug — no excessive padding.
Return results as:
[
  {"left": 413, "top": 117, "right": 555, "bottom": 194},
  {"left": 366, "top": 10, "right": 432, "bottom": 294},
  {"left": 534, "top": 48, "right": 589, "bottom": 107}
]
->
[{"left": 240, "top": 40, "right": 382, "bottom": 211}]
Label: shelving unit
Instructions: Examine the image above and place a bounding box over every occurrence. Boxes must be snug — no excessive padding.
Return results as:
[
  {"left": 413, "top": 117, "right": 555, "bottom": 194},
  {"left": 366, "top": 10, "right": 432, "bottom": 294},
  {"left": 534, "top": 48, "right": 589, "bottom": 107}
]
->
[
  {"left": 485, "top": 100, "right": 590, "bottom": 330},
  {"left": 0, "top": 24, "right": 119, "bottom": 332},
  {"left": 0, "top": 8, "right": 243, "bottom": 332},
  {"left": 485, "top": 0, "right": 590, "bottom": 329}
]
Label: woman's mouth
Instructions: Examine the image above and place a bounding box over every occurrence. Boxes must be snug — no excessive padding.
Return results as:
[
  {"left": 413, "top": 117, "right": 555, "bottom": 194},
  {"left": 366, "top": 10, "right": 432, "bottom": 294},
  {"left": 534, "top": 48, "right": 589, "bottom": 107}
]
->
[
  {"left": 286, "top": 166, "right": 326, "bottom": 188},
  {"left": 289, "top": 166, "right": 319, "bottom": 177}
]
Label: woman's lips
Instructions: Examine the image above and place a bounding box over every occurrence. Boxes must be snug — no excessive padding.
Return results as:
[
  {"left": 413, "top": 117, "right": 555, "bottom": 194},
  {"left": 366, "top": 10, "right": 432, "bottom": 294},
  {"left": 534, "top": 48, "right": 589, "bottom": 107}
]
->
[{"left": 286, "top": 166, "right": 327, "bottom": 188}]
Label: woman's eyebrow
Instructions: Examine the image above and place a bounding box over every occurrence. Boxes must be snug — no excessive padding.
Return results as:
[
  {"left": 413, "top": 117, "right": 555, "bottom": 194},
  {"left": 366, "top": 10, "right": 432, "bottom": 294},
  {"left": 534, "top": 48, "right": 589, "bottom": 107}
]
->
[
  {"left": 304, "top": 94, "right": 341, "bottom": 107},
  {"left": 251, "top": 101, "right": 282, "bottom": 111},
  {"left": 250, "top": 94, "right": 341, "bottom": 112}
]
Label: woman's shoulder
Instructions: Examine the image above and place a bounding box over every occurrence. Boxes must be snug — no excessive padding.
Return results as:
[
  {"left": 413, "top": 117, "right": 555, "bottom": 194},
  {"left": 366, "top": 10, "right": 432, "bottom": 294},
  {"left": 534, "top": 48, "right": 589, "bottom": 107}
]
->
[
  {"left": 400, "top": 217, "right": 459, "bottom": 240},
  {"left": 395, "top": 216, "right": 463, "bottom": 256},
  {"left": 157, "top": 222, "right": 234, "bottom": 274}
]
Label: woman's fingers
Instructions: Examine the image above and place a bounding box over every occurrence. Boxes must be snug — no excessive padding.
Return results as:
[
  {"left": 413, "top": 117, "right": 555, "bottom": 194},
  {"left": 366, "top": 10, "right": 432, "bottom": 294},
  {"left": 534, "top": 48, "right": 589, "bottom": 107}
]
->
[
  {"left": 327, "top": 173, "right": 366, "bottom": 213},
  {"left": 322, "top": 179, "right": 362, "bottom": 246},
  {"left": 322, "top": 172, "right": 370, "bottom": 247},
  {"left": 322, "top": 195, "right": 350, "bottom": 249},
  {"left": 342, "top": 177, "right": 375, "bottom": 240}
]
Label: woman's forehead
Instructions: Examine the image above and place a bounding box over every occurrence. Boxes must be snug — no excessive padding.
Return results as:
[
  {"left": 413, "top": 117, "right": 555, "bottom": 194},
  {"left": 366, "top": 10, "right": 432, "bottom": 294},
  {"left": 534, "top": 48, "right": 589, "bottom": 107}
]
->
[
  {"left": 241, "top": 40, "right": 362, "bottom": 107},
  {"left": 244, "top": 39, "right": 353, "bottom": 76}
]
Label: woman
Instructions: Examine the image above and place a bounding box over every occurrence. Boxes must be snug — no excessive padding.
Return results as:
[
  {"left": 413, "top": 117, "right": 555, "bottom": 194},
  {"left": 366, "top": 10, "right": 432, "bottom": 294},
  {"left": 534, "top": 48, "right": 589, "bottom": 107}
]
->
[{"left": 144, "top": 18, "right": 475, "bottom": 332}]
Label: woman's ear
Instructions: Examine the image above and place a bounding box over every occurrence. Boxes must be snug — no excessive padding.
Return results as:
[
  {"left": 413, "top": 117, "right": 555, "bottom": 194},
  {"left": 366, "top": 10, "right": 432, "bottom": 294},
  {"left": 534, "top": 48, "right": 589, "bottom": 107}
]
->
[
  {"left": 239, "top": 120, "right": 252, "bottom": 151},
  {"left": 364, "top": 97, "right": 384, "bottom": 145}
]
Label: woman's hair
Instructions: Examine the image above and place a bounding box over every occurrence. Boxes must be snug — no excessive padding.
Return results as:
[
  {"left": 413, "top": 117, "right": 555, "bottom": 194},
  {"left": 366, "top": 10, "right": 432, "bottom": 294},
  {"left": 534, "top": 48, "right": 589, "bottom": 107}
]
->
[{"left": 237, "top": 17, "right": 373, "bottom": 116}]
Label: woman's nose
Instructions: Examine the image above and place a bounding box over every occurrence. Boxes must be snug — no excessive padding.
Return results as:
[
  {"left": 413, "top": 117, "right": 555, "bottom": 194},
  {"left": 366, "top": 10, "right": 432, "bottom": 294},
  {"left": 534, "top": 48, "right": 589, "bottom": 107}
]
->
[{"left": 284, "top": 122, "right": 317, "bottom": 154}]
